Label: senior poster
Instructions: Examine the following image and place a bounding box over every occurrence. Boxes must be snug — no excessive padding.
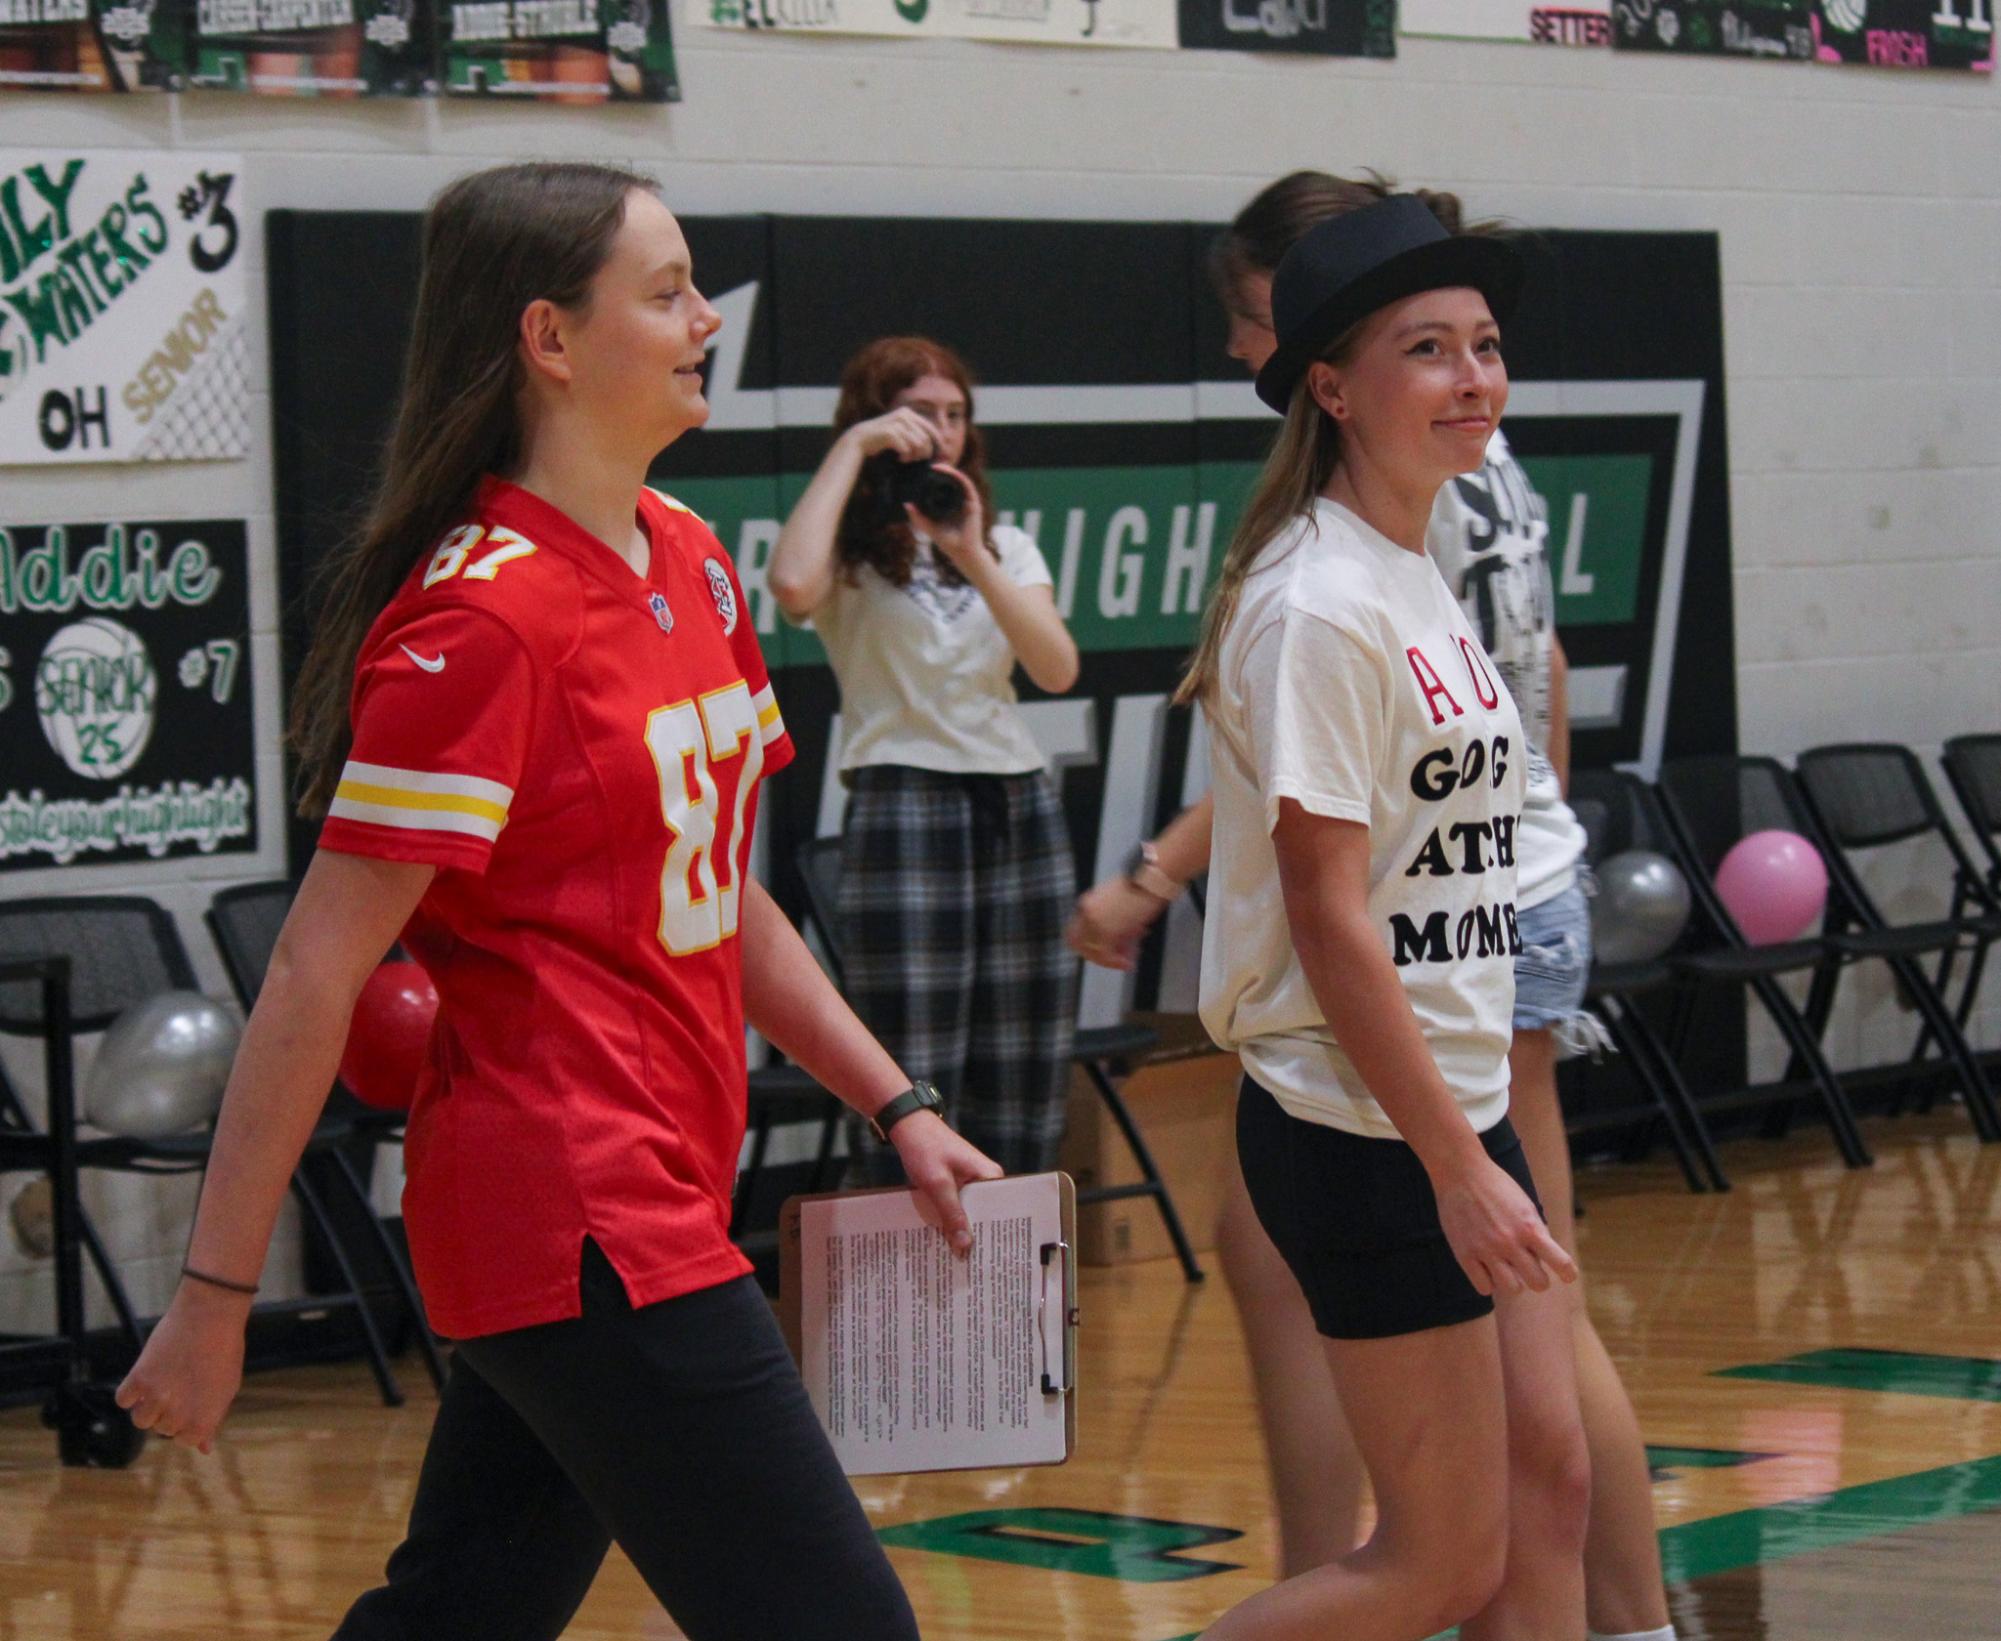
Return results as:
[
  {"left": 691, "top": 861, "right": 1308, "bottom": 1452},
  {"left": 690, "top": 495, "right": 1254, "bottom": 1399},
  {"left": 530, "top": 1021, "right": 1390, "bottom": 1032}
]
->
[
  {"left": 188, "top": 0, "right": 436, "bottom": 94},
  {"left": 1176, "top": 0, "right": 1395, "bottom": 55},
  {"left": 1609, "top": 0, "right": 1815, "bottom": 55},
  {"left": 0, "top": 518, "right": 258, "bottom": 871},
  {"left": 0, "top": 150, "right": 249, "bottom": 464},
  {"left": 1400, "top": 0, "right": 1611, "bottom": 42},
  {"left": 441, "top": 0, "right": 680, "bottom": 99},
  {"left": 1809, "top": 0, "right": 1992, "bottom": 66},
  {"left": 0, "top": 0, "right": 185, "bottom": 91},
  {"left": 685, "top": 0, "right": 1177, "bottom": 48}
]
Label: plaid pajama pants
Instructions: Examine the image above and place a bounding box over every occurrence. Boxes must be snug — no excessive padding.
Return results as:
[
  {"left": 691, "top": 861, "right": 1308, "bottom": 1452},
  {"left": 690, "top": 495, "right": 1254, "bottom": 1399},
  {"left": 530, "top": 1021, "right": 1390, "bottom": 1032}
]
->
[{"left": 837, "top": 765, "right": 1078, "bottom": 1180}]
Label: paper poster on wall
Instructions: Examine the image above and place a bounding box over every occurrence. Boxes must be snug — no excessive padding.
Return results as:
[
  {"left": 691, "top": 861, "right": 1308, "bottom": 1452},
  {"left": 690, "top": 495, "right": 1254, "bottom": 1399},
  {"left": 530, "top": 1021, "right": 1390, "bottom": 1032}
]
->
[
  {"left": 1610, "top": 0, "right": 1814, "bottom": 54},
  {"left": 188, "top": 0, "right": 436, "bottom": 94},
  {"left": 1400, "top": 0, "right": 1611, "bottom": 41},
  {"left": 1177, "top": 0, "right": 1395, "bottom": 55},
  {"left": 441, "top": 0, "right": 679, "bottom": 99},
  {"left": 685, "top": 0, "right": 1177, "bottom": 48},
  {"left": 1809, "top": 0, "right": 1992, "bottom": 67},
  {"left": 0, "top": 0, "right": 186, "bottom": 91},
  {"left": 0, "top": 519, "right": 259, "bottom": 872},
  {"left": 0, "top": 151, "right": 249, "bottom": 466}
]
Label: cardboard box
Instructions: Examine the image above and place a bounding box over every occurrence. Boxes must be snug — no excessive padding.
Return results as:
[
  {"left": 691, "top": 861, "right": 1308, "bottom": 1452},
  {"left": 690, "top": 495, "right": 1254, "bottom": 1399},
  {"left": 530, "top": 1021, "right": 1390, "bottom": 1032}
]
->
[{"left": 1058, "top": 1013, "right": 1239, "bottom": 1267}]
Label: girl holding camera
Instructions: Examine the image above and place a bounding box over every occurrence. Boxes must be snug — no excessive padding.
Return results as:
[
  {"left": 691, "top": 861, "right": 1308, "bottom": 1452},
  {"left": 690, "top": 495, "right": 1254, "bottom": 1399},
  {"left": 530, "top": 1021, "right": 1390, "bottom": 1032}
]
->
[{"left": 770, "top": 337, "right": 1081, "bottom": 1178}]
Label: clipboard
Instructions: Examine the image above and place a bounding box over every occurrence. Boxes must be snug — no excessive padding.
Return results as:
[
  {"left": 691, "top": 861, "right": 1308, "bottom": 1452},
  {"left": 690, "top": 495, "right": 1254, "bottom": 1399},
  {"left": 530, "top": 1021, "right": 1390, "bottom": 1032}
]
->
[{"left": 779, "top": 1171, "right": 1079, "bottom": 1476}]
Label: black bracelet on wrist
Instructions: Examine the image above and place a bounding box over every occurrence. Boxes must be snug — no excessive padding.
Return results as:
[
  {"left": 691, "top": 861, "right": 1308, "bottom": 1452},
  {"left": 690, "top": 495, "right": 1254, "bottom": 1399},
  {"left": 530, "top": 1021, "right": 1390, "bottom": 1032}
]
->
[{"left": 182, "top": 1264, "right": 258, "bottom": 1297}]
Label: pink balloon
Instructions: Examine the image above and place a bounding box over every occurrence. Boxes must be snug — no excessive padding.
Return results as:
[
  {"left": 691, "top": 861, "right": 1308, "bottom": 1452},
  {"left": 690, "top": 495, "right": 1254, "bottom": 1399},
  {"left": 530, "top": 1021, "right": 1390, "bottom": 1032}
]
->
[{"left": 1714, "top": 830, "right": 1828, "bottom": 946}]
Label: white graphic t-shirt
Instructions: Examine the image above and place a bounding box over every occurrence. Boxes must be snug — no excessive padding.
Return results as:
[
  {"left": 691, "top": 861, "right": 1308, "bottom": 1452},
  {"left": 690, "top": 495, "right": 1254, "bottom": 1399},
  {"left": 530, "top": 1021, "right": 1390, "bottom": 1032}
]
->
[
  {"left": 1426, "top": 430, "right": 1585, "bottom": 911},
  {"left": 808, "top": 523, "right": 1054, "bottom": 777},
  {"left": 1201, "top": 498, "right": 1527, "bottom": 1138}
]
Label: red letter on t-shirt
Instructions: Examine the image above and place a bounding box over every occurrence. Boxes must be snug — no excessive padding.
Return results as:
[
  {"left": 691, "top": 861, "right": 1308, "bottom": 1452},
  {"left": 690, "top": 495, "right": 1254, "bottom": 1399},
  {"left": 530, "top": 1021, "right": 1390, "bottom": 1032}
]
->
[
  {"left": 1457, "top": 637, "right": 1501, "bottom": 710},
  {"left": 1406, "top": 645, "right": 1464, "bottom": 726}
]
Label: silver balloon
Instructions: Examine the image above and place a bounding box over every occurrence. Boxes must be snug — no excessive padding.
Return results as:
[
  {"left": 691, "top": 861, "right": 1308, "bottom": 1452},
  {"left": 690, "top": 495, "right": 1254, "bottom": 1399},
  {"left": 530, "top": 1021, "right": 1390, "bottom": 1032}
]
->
[
  {"left": 85, "top": 991, "right": 241, "bottom": 1139},
  {"left": 1590, "top": 851, "right": 1692, "bottom": 967}
]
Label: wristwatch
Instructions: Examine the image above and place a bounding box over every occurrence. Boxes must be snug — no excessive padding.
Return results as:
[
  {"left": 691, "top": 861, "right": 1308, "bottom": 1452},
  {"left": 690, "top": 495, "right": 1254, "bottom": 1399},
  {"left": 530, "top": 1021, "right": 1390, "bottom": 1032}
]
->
[
  {"left": 869, "top": 1080, "right": 944, "bottom": 1143},
  {"left": 1126, "top": 841, "right": 1186, "bottom": 905}
]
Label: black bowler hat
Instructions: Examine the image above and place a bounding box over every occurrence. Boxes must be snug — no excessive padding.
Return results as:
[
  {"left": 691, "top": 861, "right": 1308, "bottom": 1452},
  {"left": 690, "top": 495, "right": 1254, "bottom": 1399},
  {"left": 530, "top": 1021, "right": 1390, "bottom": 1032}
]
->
[{"left": 1254, "top": 194, "right": 1525, "bottom": 414}]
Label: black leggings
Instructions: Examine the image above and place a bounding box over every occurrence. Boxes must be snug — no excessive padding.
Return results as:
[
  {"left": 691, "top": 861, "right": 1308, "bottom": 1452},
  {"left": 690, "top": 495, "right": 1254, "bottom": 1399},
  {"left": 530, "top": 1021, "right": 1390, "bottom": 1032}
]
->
[{"left": 333, "top": 1242, "right": 918, "bottom": 1641}]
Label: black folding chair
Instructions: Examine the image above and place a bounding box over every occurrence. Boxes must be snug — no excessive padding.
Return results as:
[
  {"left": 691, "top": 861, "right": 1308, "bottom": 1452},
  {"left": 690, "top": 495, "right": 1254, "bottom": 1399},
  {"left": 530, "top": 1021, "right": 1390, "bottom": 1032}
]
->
[
  {"left": 1942, "top": 734, "right": 2001, "bottom": 902},
  {"left": 798, "top": 836, "right": 1203, "bottom": 1282},
  {"left": 1653, "top": 759, "right": 1875, "bottom": 1168},
  {"left": 0, "top": 895, "right": 410, "bottom": 1408},
  {"left": 207, "top": 882, "right": 447, "bottom": 1391},
  {"left": 1567, "top": 769, "right": 1728, "bottom": 1192},
  {"left": 1790, "top": 746, "right": 2001, "bottom": 1142}
]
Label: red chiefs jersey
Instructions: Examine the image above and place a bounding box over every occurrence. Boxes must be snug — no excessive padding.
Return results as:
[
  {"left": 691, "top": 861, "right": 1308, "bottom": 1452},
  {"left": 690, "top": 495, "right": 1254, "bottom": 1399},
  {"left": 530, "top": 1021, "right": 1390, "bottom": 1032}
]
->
[{"left": 318, "top": 477, "right": 793, "bottom": 1339}]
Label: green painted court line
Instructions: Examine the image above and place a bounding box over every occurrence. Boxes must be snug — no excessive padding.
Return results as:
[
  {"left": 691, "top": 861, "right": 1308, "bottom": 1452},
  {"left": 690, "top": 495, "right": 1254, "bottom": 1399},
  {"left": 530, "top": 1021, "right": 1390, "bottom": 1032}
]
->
[
  {"left": 1646, "top": 1444, "right": 1776, "bottom": 1479},
  {"left": 1152, "top": 1455, "right": 2001, "bottom": 1639},
  {"left": 1715, "top": 1347, "right": 2001, "bottom": 1403},
  {"left": 878, "top": 1508, "right": 1245, "bottom": 1583},
  {"left": 1658, "top": 1451, "right": 2001, "bottom": 1584}
]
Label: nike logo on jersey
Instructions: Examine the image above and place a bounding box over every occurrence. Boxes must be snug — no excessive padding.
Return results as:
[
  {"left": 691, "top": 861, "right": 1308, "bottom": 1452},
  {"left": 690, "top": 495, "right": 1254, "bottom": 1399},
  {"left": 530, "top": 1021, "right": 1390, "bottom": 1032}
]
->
[{"left": 400, "top": 645, "right": 447, "bottom": 673}]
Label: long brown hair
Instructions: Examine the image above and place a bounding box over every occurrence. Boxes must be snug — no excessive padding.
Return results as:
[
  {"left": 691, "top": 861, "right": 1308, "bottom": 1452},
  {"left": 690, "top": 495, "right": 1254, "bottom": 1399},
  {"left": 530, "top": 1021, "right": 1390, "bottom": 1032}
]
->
[
  {"left": 831, "top": 336, "right": 999, "bottom": 590},
  {"left": 289, "top": 162, "right": 655, "bottom": 816},
  {"left": 1177, "top": 173, "right": 1488, "bottom": 707}
]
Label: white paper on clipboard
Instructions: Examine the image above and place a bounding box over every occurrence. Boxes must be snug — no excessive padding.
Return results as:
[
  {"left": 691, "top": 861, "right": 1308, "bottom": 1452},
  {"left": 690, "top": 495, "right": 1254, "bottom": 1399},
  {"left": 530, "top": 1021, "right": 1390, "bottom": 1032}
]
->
[{"left": 798, "top": 1172, "right": 1072, "bottom": 1477}]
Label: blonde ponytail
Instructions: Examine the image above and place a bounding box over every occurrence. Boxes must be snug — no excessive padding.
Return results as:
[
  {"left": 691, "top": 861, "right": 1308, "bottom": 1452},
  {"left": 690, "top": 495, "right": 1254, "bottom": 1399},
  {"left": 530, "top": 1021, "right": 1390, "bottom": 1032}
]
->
[{"left": 1174, "top": 374, "right": 1343, "bottom": 707}]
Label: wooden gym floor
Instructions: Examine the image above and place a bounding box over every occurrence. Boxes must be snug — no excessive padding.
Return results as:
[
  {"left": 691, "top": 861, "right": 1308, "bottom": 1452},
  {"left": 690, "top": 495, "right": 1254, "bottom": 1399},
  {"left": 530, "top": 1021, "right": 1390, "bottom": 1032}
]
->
[{"left": 2, "top": 1110, "right": 1997, "bottom": 1640}]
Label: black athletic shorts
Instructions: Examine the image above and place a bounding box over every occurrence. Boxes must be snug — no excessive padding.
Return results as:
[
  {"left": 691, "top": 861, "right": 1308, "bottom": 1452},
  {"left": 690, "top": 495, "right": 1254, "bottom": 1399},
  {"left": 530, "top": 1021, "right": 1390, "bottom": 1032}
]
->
[{"left": 1235, "top": 1074, "right": 1543, "bottom": 1341}]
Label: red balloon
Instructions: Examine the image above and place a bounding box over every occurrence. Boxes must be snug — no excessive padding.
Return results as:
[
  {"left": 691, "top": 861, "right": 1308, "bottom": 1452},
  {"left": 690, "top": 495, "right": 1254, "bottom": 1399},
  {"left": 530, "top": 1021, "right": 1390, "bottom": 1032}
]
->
[{"left": 340, "top": 961, "right": 439, "bottom": 1111}]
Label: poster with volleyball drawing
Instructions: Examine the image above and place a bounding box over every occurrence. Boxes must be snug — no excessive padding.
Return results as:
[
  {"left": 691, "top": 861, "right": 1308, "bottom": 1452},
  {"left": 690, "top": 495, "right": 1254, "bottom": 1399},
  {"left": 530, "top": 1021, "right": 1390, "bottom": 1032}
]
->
[
  {"left": 0, "top": 150, "right": 249, "bottom": 465},
  {"left": 1809, "top": 0, "right": 1993, "bottom": 67},
  {"left": 0, "top": 0, "right": 186, "bottom": 93},
  {"left": 0, "top": 519, "right": 258, "bottom": 872},
  {"left": 440, "top": 0, "right": 679, "bottom": 100},
  {"left": 188, "top": 0, "right": 436, "bottom": 94}
]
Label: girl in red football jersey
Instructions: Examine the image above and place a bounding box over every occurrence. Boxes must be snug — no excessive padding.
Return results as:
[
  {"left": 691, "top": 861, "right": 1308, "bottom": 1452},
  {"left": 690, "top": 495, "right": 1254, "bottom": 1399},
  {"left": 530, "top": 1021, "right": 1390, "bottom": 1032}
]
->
[{"left": 116, "top": 162, "right": 994, "bottom": 1641}]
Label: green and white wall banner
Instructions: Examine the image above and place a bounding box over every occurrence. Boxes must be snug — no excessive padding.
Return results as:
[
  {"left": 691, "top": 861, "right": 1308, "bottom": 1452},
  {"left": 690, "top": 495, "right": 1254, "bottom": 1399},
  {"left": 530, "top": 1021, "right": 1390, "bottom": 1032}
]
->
[
  {"left": 685, "top": 0, "right": 1178, "bottom": 49},
  {"left": 1400, "top": 0, "right": 1611, "bottom": 42},
  {"left": 0, "top": 518, "right": 258, "bottom": 871},
  {"left": 0, "top": 150, "right": 248, "bottom": 465}
]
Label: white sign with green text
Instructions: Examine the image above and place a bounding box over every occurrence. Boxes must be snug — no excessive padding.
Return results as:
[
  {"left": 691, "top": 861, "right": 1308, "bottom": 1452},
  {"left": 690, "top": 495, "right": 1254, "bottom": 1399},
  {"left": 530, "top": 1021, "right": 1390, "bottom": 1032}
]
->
[
  {"left": 684, "top": 0, "right": 1177, "bottom": 48},
  {"left": 0, "top": 150, "right": 247, "bottom": 466}
]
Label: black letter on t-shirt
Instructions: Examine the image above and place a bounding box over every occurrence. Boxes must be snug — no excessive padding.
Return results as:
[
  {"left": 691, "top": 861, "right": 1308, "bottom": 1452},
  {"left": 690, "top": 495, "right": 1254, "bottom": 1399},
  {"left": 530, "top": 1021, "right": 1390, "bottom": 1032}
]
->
[
  {"left": 1405, "top": 829, "right": 1455, "bottom": 878},
  {"left": 1390, "top": 911, "right": 1451, "bottom": 966}
]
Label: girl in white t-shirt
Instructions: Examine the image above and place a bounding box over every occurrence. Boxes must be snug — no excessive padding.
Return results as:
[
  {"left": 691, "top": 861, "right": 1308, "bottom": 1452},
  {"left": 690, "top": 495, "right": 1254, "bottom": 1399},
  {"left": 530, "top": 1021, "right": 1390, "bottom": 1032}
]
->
[
  {"left": 769, "top": 337, "right": 1081, "bottom": 1178},
  {"left": 1189, "top": 198, "right": 1589, "bottom": 1641}
]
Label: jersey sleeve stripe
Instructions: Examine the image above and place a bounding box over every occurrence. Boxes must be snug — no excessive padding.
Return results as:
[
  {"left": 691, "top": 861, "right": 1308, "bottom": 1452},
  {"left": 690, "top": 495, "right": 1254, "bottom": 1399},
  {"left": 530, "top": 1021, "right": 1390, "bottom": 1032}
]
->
[
  {"left": 328, "top": 794, "right": 507, "bottom": 843},
  {"left": 751, "top": 686, "right": 785, "bottom": 744},
  {"left": 340, "top": 760, "right": 515, "bottom": 807},
  {"left": 334, "top": 778, "right": 510, "bottom": 827}
]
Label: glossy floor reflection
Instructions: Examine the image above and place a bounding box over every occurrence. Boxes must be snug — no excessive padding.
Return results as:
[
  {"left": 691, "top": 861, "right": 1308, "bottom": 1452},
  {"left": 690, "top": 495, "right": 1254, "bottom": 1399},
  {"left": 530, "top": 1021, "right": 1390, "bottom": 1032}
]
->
[{"left": 2, "top": 1110, "right": 1997, "bottom": 1639}]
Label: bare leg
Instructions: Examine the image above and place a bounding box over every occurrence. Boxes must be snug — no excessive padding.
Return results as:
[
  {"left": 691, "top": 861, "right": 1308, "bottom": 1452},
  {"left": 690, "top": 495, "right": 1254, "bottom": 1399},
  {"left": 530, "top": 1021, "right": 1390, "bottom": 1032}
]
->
[
  {"left": 1216, "top": 1158, "right": 1368, "bottom": 1576},
  {"left": 1460, "top": 1278, "right": 1592, "bottom": 1641},
  {"left": 1201, "top": 1317, "right": 1511, "bottom": 1641},
  {"left": 1509, "top": 1028, "right": 1672, "bottom": 1635}
]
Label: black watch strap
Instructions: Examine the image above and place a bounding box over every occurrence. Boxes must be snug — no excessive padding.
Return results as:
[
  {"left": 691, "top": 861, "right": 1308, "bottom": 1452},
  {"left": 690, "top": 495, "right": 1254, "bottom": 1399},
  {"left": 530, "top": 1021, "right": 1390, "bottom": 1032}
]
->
[{"left": 869, "top": 1080, "right": 943, "bottom": 1143}]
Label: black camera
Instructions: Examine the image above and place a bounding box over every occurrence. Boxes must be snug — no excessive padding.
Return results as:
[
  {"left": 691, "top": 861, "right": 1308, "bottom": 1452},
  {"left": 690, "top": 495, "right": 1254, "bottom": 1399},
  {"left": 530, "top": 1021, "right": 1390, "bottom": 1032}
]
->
[{"left": 865, "top": 452, "right": 967, "bottom": 529}]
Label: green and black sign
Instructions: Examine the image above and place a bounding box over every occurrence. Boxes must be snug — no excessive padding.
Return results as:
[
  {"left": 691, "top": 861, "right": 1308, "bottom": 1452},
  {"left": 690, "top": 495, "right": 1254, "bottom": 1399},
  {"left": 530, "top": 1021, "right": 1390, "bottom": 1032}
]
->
[{"left": 0, "top": 517, "right": 257, "bottom": 870}]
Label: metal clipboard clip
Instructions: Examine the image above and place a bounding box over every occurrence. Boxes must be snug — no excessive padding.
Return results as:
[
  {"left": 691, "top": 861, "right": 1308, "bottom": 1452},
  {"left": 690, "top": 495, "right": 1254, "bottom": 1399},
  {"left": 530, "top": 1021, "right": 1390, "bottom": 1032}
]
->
[{"left": 1038, "top": 1238, "right": 1078, "bottom": 1396}]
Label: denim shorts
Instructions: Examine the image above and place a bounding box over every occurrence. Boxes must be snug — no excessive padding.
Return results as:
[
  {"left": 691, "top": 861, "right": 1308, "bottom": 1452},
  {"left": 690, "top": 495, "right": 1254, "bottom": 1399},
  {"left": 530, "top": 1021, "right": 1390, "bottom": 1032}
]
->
[{"left": 1513, "top": 877, "right": 1593, "bottom": 1033}]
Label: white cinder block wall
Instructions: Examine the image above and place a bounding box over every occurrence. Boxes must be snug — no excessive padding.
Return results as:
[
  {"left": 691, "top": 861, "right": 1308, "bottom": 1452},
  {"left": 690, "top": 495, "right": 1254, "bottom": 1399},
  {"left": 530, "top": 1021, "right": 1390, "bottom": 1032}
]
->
[{"left": 2, "top": 34, "right": 1997, "bottom": 1327}]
